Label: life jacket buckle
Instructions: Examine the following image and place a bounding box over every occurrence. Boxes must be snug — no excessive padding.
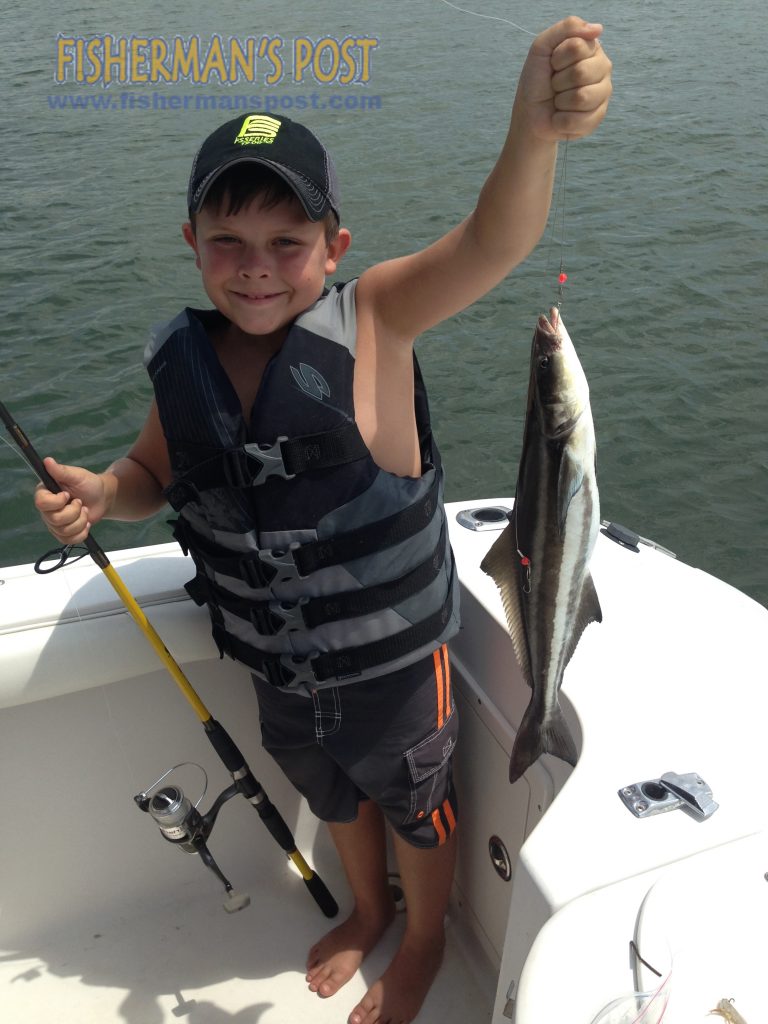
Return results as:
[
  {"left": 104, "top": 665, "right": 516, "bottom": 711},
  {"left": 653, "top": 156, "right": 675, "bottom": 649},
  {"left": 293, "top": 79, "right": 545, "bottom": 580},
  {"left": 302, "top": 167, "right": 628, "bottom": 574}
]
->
[
  {"left": 257, "top": 543, "right": 302, "bottom": 583},
  {"left": 238, "top": 437, "right": 296, "bottom": 486},
  {"left": 263, "top": 653, "right": 318, "bottom": 688},
  {"left": 275, "top": 600, "right": 306, "bottom": 632}
]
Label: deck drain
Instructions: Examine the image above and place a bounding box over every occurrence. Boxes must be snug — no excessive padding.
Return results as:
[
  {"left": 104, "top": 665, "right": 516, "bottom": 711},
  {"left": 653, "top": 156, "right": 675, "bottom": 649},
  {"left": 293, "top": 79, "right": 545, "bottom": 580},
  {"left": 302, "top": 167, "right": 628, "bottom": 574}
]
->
[
  {"left": 388, "top": 873, "right": 406, "bottom": 912},
  {"left": 489, "top": 835, "right": 512, "bottom": 881}
]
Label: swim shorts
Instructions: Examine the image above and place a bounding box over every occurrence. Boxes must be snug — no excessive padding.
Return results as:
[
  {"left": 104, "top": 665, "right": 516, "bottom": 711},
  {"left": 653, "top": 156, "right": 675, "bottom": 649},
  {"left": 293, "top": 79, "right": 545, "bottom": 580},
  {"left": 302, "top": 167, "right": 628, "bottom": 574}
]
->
[{"left": 252, "top": 644, "right": 459, "bottom": 848}]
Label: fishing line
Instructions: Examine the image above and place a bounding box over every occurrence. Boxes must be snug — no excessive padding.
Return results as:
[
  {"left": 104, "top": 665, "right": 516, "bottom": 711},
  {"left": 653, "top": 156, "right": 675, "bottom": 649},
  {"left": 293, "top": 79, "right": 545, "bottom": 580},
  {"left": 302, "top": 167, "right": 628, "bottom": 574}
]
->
[
  {"left": 1, "top": 430, "right": 34, "bottom": 468},
  {"left": 434, "top": 0, "right": 571, "bottom": 311},
  {"left": 0, "top": 430, "right": 93, "bottom": 625},
  {"left": 434, "top": 0, "right": 536, "bottom": 36},
  {"left": 549, "top": 139, "right": 570, "bottom": 312}
]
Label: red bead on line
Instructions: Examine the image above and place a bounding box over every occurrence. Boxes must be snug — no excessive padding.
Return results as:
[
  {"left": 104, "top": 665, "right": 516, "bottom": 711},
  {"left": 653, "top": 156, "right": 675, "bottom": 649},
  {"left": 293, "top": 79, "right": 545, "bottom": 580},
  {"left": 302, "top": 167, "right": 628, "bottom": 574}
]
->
[
  {"left": 559, "top": 272, "right": 568, "bottom": 284},
  {"left": 520, "top": 556, "right": 530, "bottom": 566}
]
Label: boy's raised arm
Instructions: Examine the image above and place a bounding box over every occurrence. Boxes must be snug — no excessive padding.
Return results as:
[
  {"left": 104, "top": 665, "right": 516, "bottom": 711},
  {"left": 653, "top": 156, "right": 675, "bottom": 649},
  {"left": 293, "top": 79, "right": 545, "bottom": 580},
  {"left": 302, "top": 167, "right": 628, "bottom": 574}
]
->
[{"left": 355, "top": 17, "right": 612, "bottom": 343}]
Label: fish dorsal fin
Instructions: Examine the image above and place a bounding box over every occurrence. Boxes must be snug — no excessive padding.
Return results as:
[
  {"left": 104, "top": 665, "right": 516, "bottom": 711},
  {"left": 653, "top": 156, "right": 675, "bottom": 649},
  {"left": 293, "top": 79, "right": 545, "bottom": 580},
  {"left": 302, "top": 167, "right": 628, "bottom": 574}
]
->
[
  {"left": 480, "top": 522, "right": 533, "bottom": 688},
  {"left": 557, "top": 450, "right": 585, "bottom": 539},
  {"left": 560, "top": 570, "right": 603, "bottom": 676}
]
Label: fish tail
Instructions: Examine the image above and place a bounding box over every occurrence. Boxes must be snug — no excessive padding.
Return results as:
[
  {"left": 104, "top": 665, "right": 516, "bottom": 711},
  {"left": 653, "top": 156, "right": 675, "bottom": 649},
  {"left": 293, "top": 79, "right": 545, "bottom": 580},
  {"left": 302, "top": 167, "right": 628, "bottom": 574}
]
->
[{"left": 509, "top": 699, "right": 578, "bottom": 784}]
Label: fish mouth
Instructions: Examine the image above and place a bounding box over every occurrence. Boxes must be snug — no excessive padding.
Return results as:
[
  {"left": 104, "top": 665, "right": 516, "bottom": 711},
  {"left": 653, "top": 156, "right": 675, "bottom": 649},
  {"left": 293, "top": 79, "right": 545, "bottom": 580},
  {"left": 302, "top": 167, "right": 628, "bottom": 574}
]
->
[{"left": 535, "top": 308, "right": 562, "bottom": 356}]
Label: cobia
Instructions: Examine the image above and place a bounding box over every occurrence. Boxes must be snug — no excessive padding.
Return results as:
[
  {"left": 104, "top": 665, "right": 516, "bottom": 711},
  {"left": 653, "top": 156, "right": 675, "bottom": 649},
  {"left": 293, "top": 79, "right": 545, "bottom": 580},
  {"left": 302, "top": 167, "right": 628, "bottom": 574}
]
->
[{"left": 481, "top": 308, "right": 602, "bottom": 783}]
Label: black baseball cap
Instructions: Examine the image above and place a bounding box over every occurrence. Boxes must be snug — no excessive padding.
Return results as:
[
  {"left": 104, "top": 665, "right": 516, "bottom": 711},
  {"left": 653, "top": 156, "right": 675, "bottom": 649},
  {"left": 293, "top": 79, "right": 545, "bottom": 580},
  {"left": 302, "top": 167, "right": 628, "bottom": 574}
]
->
[{"left": 187, "top": 113, "right": 340, "bottom": 222}]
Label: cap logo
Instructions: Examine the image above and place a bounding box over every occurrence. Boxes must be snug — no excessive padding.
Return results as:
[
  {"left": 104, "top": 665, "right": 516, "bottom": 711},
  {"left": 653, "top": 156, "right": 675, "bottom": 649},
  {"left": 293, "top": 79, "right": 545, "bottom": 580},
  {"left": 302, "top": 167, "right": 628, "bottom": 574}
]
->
[{"left": 234, "top": 114, "right": 282, "bottom": 146}]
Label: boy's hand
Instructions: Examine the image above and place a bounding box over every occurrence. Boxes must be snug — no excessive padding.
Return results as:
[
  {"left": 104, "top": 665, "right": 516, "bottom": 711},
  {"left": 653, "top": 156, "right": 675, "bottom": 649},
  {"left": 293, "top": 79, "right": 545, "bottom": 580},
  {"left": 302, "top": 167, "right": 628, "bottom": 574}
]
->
[
  {"left": 34, "top": 457, "right": 109, "bottom": 545},
  {"left": 516, "top": 16, "right": 612, "bottom": 141},
  {"left": 355, "top": 17, "right": 612, "bottom": 344}
]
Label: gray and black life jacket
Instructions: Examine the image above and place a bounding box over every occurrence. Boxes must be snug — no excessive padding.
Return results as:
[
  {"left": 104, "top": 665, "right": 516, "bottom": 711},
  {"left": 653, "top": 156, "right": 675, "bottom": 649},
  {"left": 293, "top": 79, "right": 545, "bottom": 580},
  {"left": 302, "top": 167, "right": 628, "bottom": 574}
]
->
[{"left": 144, "top": 280, "right": 459, "bottom": 694}]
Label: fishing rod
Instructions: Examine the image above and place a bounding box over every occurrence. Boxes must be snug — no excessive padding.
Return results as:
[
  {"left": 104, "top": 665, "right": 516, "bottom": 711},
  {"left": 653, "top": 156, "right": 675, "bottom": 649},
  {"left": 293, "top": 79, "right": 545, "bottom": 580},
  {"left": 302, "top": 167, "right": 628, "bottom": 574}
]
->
[{"left": 0, "top": 399, "right": 338, "bottom": 919}]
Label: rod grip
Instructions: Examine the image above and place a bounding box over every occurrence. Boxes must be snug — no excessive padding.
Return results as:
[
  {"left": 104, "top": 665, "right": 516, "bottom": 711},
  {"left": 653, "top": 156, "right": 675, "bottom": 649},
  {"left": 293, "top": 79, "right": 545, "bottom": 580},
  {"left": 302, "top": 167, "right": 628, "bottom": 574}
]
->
[
  {"left": 303, "top": 871, "right": 339, "bottom": 918},
  {"left": 204, "top": 718, "right": 247, "bottom": 773},
  {"left": 256, "top": 800, "right": 296, "bottom": 852}
]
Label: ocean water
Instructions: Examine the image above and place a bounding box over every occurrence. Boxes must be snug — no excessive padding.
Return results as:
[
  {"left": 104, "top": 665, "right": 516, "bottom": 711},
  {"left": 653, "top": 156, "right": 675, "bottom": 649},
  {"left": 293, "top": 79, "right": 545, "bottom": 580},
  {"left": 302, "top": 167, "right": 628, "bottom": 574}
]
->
[{"left": 1, "top": 0, "right": 766, "bottom": 608}]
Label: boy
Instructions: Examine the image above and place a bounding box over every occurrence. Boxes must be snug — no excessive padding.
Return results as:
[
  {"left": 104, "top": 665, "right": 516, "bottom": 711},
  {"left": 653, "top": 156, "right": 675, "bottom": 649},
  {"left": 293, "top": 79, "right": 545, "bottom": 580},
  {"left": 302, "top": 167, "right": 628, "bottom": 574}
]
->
[{"left": 36, "top": 17, "right": 612, "bottom": 1024}]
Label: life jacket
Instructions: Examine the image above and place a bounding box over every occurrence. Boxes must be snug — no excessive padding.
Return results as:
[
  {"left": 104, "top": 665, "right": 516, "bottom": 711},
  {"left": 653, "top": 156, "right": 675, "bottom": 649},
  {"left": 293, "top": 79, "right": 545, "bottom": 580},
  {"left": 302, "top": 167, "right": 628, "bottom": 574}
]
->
[{"left": 144, "top": 280, "right": 459, "bottom": 694}]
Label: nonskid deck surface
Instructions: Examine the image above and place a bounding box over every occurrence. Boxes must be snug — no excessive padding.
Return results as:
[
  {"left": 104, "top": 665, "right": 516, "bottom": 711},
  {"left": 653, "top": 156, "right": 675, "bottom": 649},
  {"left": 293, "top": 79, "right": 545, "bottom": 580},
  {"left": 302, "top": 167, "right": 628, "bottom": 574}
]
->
[{"left": 0, "top": 862, "right": 489, "bottom": 1024}]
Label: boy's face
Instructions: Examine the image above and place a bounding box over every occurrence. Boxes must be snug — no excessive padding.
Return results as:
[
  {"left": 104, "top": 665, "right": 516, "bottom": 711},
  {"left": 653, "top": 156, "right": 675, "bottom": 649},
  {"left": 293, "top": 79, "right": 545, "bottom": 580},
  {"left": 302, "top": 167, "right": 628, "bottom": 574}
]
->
[{"left": 182, "top": 195, "right": 350, "bottom": 339}]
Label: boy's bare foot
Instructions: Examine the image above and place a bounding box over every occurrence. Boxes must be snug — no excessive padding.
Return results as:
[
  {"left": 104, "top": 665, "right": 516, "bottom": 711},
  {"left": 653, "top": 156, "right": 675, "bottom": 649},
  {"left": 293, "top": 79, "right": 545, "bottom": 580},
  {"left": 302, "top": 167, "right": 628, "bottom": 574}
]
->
[
  {"left": 305, "top": 903, "right": 396, "bottom": 998},
  {"left": 347, "top": 932, "right": 445, "bottom": 1024}
]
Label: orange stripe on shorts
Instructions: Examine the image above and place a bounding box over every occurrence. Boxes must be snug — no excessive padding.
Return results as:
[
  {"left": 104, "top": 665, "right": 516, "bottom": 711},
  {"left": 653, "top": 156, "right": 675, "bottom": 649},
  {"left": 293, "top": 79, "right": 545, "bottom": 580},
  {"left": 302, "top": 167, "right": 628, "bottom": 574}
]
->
[
  {"left": 442, "top": 798, "right": 456, "bottom": 834},
  {"left": 443, "top": 645, "right": 452, "bottom": 716},
  {"left": 433, "top": 648, "right": 445, "bottom": 729},
  {"left": 431, "top": 807, "right": 447, "bottom": 845}
]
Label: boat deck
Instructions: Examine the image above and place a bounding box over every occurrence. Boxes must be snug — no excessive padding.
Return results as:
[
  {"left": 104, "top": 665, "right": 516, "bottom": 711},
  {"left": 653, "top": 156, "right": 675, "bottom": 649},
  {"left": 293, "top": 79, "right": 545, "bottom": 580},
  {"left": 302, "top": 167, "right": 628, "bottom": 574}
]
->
[{"left": 2, "top": 863, "right": 490, "bottom": 1023}]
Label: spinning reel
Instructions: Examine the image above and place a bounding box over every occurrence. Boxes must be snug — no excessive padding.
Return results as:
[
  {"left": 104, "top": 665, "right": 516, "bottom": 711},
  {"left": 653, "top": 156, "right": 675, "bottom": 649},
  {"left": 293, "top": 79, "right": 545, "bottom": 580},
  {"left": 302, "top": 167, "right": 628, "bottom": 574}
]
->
[
  {"left": 131, "top": 714, "right": 338, "bottom": 919},
  {"left": 135, "top": 763, "right": 252, "bottom": 913}
]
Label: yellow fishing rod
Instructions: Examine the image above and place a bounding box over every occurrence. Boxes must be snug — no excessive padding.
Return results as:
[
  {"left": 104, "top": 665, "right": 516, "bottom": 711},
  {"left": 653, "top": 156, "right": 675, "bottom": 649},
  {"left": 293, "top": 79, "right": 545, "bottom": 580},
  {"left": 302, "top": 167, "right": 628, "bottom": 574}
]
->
[{"left": 1, "top": 399, "right": 338, "bottom": 918}]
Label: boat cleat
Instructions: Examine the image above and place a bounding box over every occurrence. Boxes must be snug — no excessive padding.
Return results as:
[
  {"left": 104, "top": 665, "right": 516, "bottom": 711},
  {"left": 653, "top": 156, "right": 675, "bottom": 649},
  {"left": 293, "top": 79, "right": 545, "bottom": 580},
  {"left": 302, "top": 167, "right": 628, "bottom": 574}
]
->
[{"left": 618, "top": 771, "right": 718, "bottom": 821}]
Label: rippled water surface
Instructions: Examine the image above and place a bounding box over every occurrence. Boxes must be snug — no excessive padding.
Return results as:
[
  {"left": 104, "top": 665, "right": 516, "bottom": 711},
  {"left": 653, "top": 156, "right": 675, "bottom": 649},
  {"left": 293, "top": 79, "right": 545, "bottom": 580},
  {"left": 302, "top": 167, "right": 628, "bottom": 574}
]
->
[{"left": 1, "top": 0, "right": 766, "bottom": 607}]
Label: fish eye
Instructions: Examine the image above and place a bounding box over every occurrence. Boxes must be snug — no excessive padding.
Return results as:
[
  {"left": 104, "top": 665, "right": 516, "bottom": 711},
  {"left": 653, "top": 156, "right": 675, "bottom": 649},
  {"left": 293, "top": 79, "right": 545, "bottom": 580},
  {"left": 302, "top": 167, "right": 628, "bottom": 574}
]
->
[{"left": 539, "top": 356, "right": 550, "bottom": 369}]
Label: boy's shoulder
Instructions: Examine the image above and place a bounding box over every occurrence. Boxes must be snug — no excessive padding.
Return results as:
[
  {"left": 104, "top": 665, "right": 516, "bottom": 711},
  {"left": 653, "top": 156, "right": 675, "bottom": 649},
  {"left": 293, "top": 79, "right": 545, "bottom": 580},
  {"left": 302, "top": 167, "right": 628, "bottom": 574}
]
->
[
  {"left": 293, "top": 279, "right": 359, "bottom": 340},
  {"left": 144, "top": 306, "right": 228, "bottom": 366}
]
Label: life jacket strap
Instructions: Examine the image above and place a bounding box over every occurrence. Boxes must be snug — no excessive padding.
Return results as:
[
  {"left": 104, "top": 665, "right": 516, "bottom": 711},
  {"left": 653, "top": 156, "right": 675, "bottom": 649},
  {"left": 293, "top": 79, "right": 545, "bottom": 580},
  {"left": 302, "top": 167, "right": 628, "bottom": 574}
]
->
[
  {"left": 170, "top": 423, "right": 368, "bottom": 499},
  {"left": 215, "top": 577, "right": 455, "bottom": 688},
  {"left": 182, "top": 521, "right": 448, "bottom": 635},
  {"left": 171, "top": 470, "right": 440, "bottom": 585},
  {"left": 293, "top": 471, "right": 439, "bottom": 575},
  {"left": 171, "top": 519, "right": 280, "bottom": 588}
]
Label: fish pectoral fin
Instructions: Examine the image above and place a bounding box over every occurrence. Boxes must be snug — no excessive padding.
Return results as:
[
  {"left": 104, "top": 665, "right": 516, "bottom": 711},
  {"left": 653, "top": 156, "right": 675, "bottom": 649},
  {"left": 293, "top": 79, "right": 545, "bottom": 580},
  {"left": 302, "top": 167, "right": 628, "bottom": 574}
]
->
[
  {"left": 580, "top": 571, "right": 602, "bottom": 626},
  {"left": 480, "top": 521, "right": 533, "bottom": 687},
  {"left": 557, "top": 450, "right": 585, "bottom": 538}
]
